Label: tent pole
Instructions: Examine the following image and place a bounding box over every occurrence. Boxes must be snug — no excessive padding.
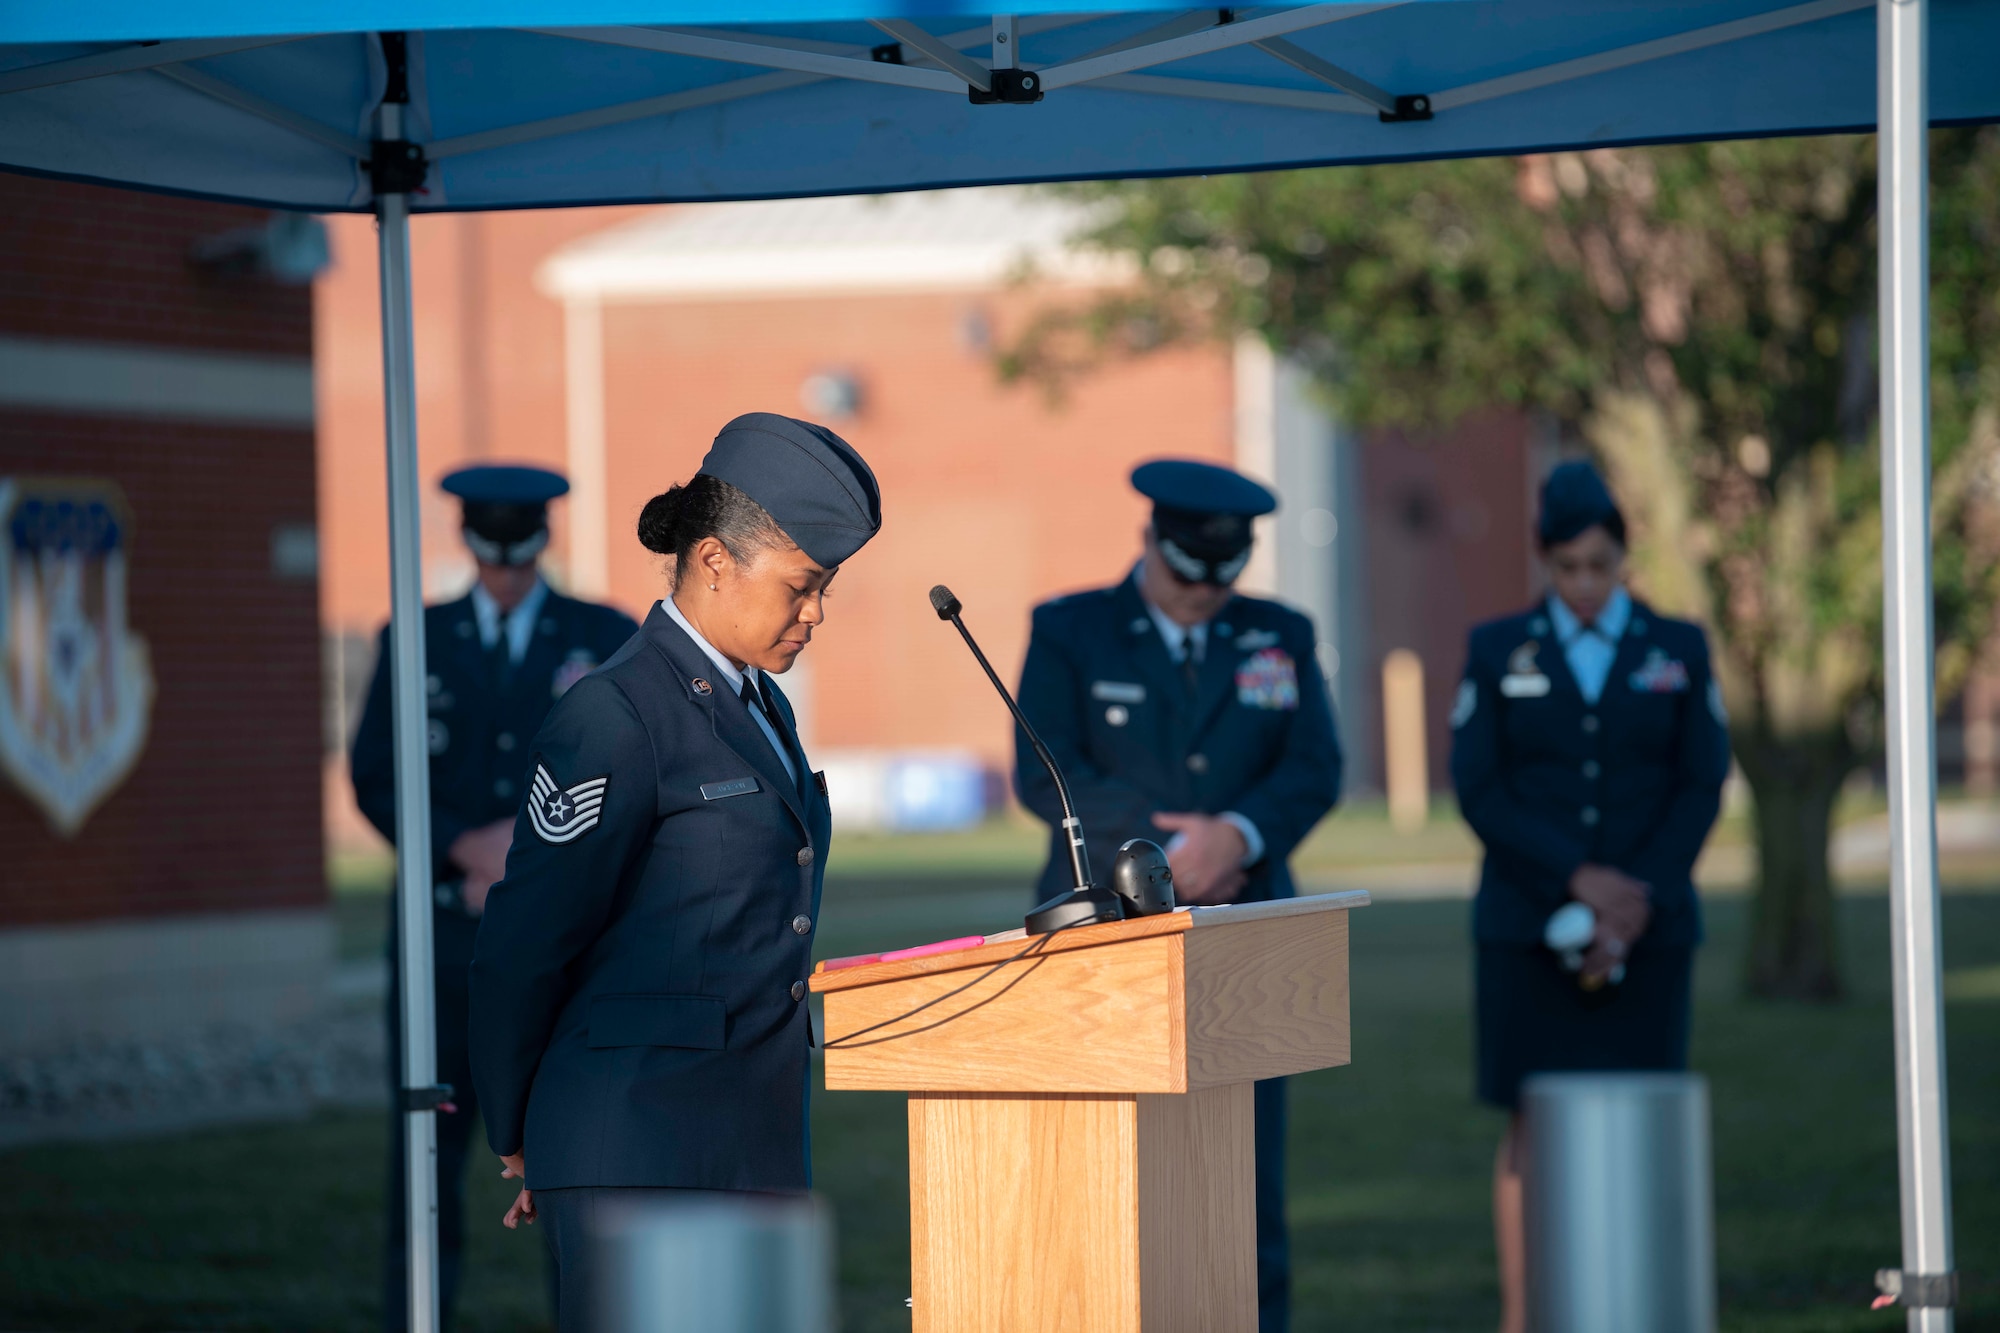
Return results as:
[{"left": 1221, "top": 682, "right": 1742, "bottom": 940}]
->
[
  {"left": 1877, "top": 1, "right": 1956, "bottom": 1329},
  {"left": 375, "top": 92, "right": 443, "bottom": 1333}
]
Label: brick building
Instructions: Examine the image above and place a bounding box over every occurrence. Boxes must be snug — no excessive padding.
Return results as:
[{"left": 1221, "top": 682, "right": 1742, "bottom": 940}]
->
[
  {"left": 0, "top": 174, "right": 326, "bottom": 1058},
  {"left": 316, "top": 188, "right": 1548, "bottom": 838}
]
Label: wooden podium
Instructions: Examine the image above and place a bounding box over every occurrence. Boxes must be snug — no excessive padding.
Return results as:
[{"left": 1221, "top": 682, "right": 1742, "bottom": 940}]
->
[{"left": 812, "top": 890, "right": 1369, "bottom": 1333}]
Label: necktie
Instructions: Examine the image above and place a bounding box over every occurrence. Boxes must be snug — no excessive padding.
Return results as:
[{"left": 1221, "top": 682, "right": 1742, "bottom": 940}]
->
[
  {"left": 1179, "top": 631, "right": 1201, "bottom": 697},
  {"left": 740, "top": 675, "right": 781, "bottom": 730},
  {"left": 486, "top": 628, "right": 515, "bottom": 692},
  {"left": 740, "top": 675, "right": 801, "bottom": 787}
]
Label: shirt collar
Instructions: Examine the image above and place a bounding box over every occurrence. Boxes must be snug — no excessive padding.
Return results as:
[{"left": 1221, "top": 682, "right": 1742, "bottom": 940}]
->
[
  {"left": 1547, "top": 585, "right": 1632, "bottom": 644},
  {"left": 659, "top": 594, "right": 759, "bottom": 695},
  {"left": 1134, "top": 562, "right": 1214, "bottom": 658},
  {"left": 469, "top": 578, "right": 548, "bottom": 653}
]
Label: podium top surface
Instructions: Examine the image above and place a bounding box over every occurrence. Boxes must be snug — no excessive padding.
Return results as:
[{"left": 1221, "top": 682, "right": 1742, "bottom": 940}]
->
[{"left": 811, "top": 890, "right": 1370, "bottom": 995}]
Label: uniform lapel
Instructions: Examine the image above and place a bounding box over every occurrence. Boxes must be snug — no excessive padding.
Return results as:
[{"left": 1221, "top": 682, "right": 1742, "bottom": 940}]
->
[
  {"left": 1526, "top": 602, "right": 1584, "bottom": 703},
  {"left": 1603, "top": 600, "right": 1654, "bottom": 706},
  {"left": 640, "top": 605, "right": 809, "bottom": 834},
  {"left": 763, "top": 678, "right": 830, "bottom": 915},
  {"left": 760, "top": 674, "right": 812, "bottom": 799},
  {"left": 443, "top": 595, "right": 489, "bottom": 692},
  {"left": 506, "top": 599, "right": 566, "bottom": 709},
  {"left": 1188, "top": 606, "right": 1243, "bottom": 737},
  {"left": 1114, "top": 576, "right": 1187, "bottom": 724},
  {"left": 1540, "top": 633, "right": 1585, "bottom": 703}
]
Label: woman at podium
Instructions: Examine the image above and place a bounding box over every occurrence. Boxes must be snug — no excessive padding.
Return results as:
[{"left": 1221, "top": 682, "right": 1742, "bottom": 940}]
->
[
  {"left": 467, "top": 413, "right": 882, "bottom": 1333},
  {"left": 1447, "top": 461, "right": 1730, "bottom": 1333}
]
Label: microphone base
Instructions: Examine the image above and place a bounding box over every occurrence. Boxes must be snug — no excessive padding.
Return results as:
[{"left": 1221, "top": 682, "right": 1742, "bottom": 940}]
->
[{"left": 1025, "top": 884, "right": 1126, "bottom": 936}]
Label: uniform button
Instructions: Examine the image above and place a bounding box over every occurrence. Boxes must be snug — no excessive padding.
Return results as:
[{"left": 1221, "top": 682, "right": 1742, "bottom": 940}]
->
[
  {"left": 1583, "top": 760, "right": 1601, "bottom": 779},
  {"left": 1582, "top": 806, "right": 1600, "bottom": 826},
  {"left": 496, "top": 732, "right": 516, "bottom": 752},
  {"left": 1186, "top": 754, "right": 1210, "bottom": 774},
  {"left": 1582, "top": 715, "right": 1600, "bottom": 734},
  {"left": 792, "top": 914, "right": 813, "bottom": 936},
  {"left": 790, "top": 980, "right": 807, "bottom": 1002},
  {"left": 797, "top": 846, "right": 814, "bottom": 867},
  {"left": 494, "top": 778, "right": 514, "bottom": 798}
]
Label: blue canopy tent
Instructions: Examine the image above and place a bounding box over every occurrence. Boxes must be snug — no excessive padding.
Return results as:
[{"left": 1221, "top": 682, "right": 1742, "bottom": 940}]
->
[{"left": 0, "top": 2, "right": 1978, "bottom": 1326}]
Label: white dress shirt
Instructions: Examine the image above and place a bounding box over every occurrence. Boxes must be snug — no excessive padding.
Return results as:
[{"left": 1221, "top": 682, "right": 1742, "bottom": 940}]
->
[
  {"left": 1137, "top": 570, "right": 1265, "bottom": 867},
  {"left": 1547, "top": 585, "right": 1632, "bottom": 705},
  {"left": 470, "top": 578, "right": 548, "bottom": 664},
  {"left": 1145, "top": 598, "right": 1209, "bottom": 669},
  {"left": 659, "top": 596, "right": 798, "bottom": 786}
]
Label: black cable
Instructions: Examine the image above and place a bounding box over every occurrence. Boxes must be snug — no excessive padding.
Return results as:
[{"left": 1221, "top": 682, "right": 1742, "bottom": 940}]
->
[{"left": 820, "top": 919, "right": 1092, "bottom": 1050}]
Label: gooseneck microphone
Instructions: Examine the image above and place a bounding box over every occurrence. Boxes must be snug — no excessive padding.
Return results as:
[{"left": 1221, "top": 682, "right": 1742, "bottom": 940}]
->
[{"left": 929, "top": 585, "right": 1131, "bottom": 935}]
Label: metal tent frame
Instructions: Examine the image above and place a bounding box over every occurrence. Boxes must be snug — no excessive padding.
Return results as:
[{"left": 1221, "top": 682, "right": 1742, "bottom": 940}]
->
[
  {"left": 0, "top": 3, "right": 1902, "bottom": 173},
  {"left": 0, "top": 3, "right": 1961, "bottom": 1328}
]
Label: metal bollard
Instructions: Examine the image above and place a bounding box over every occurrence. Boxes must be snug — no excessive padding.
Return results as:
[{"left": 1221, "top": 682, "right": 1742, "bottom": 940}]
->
[
  {"left": 1523, "top": 1072, "right": 1717, "bottom": 1333},
  {"left": 595, "top": 1192, "right": 835, "bottom": 1333}
]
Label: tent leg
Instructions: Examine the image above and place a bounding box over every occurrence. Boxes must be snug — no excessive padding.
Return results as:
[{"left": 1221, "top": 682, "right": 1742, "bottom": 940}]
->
[
  {"left": 1877, "top": 1, "right": 1956, "bottom": 1329},
  {"left": 376, "top": 99, "right": 443, "bottom": 1333}
]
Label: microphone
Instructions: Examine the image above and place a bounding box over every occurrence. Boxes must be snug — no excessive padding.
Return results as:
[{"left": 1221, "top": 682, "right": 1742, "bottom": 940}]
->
[{"left": 929, "top": 585, "right": 1163, "bottom": 934}]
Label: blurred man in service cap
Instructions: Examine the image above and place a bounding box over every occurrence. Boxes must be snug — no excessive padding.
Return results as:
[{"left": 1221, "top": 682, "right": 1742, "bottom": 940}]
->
[
  {"left": 1014, "top": 458, "right": 1344, "bottom": 1332},
  {"left": 351, "top": 464, "right": 638, "bottom": 1330}
]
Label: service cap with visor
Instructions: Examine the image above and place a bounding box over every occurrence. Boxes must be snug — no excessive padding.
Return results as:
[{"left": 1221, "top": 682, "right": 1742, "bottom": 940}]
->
[
  {"left": 441, "top": 464, "right": 570, "bottom": 567},
  {"left": 1132, "top": 458, "right": 1278, "bottom": 586}
]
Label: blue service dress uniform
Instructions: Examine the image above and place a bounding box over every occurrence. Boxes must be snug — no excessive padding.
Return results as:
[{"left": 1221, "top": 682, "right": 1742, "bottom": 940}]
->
[
  {"left": 467, "top": 602, "right": 831, "bottom": 1314},
  {"left": 1015, "top": 572, "right": 1343, "bottom": 1333},
  {"left": 1449, "top": 595, "right": 1731, "bottom": 1109},
  {"left": 350, "top": 585, "right": 637, "bottom": 1331}
]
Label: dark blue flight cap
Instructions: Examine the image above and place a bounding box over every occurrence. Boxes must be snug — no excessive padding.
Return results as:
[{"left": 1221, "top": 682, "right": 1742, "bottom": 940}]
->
[
  {"left": 1132, "top": 458, "right": 1277, "bottom": 586},
  {"left": 441, "top": 464, "right": 569, "bottom": 567},
  {"left": 1537, "top": 460, "right": 1627, "bottom": 547},
  {"left": 698, "top": 412, "right": 881, "bottom": 568}
]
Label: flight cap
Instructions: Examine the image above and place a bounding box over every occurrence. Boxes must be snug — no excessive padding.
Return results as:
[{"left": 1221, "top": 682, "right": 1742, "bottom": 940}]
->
[{"left": 698, "top": 413, "right": 882, "bottom": 567}]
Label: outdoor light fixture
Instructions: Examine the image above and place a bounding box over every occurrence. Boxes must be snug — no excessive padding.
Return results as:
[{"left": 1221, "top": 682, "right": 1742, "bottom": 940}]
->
[{"left": 800, "top": 370, "right": 864, "bottom": 420}]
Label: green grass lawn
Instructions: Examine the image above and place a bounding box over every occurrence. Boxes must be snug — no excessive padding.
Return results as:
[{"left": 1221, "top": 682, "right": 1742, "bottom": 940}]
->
[{"left": 7, "top": 877, "right": 1995, "bottom": 1332}]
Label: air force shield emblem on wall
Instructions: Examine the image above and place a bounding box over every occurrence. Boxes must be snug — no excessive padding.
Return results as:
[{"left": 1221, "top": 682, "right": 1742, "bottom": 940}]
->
[{"left": 0, "top": 479, "right": 155, "bottom": 835}]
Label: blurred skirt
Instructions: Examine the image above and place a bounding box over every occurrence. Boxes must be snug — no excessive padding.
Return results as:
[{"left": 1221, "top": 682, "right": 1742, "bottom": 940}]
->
[{"left": 1475, "top": 941, "right": 1694, "bottom": 1110}]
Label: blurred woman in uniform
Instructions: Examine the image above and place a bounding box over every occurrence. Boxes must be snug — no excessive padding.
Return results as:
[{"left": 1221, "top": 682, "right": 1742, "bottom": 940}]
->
[{"left": 1448, "top": 460, "right": 1730, "bottom": 1333}]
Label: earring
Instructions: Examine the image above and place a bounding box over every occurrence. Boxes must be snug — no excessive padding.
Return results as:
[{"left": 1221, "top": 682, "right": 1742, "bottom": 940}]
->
[{"left": 709, "top": 582, "right": 718, "bottom": 591}]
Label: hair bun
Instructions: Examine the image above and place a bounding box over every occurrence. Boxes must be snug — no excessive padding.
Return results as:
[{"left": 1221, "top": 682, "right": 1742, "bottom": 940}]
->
[{"left": 637, "top": 484, "right": 688, "bottom": 554}]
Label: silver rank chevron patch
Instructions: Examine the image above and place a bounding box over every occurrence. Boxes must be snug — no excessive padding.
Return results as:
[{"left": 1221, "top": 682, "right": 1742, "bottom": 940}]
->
[{"left": 529, "top": 763, "right": 608, "bottom": 843}]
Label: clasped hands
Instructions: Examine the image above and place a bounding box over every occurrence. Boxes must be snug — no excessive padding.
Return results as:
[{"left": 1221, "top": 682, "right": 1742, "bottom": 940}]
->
[
  {"left": 500, "top": 1152, "right": 536, "bottom": 1229},
  {"left": 449, "top": 819, "right": 515, "bottom": 916},
  {"left": 1567, "top": 863, "right": 1652, "bottom": 983},
  {"left": 1152, "top": 812, "right": 1249, "bottom": 905}
]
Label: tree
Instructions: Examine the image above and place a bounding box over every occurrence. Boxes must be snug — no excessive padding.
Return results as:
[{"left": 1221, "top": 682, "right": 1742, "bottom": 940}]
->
[{"left": 1005, "top": 132, "right": 2000, "bottom": 998}]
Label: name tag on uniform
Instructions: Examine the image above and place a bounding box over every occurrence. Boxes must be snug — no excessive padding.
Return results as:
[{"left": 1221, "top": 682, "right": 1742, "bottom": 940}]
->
[
  {"left": 1500, "top": 673, "right": 1552, "bottom": 698},
  {"left": 1234, "top": 628, "right": 1281, "bottom": 651},
  {"left": 700, "top": 777, "right": 761, "bottom": 801},
  {"left": 1501, "top": 640, "right": 1552, "bottom": 698},
  {"left": 1091, "top": 680, "right": 1147, "bottom": 704}
]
